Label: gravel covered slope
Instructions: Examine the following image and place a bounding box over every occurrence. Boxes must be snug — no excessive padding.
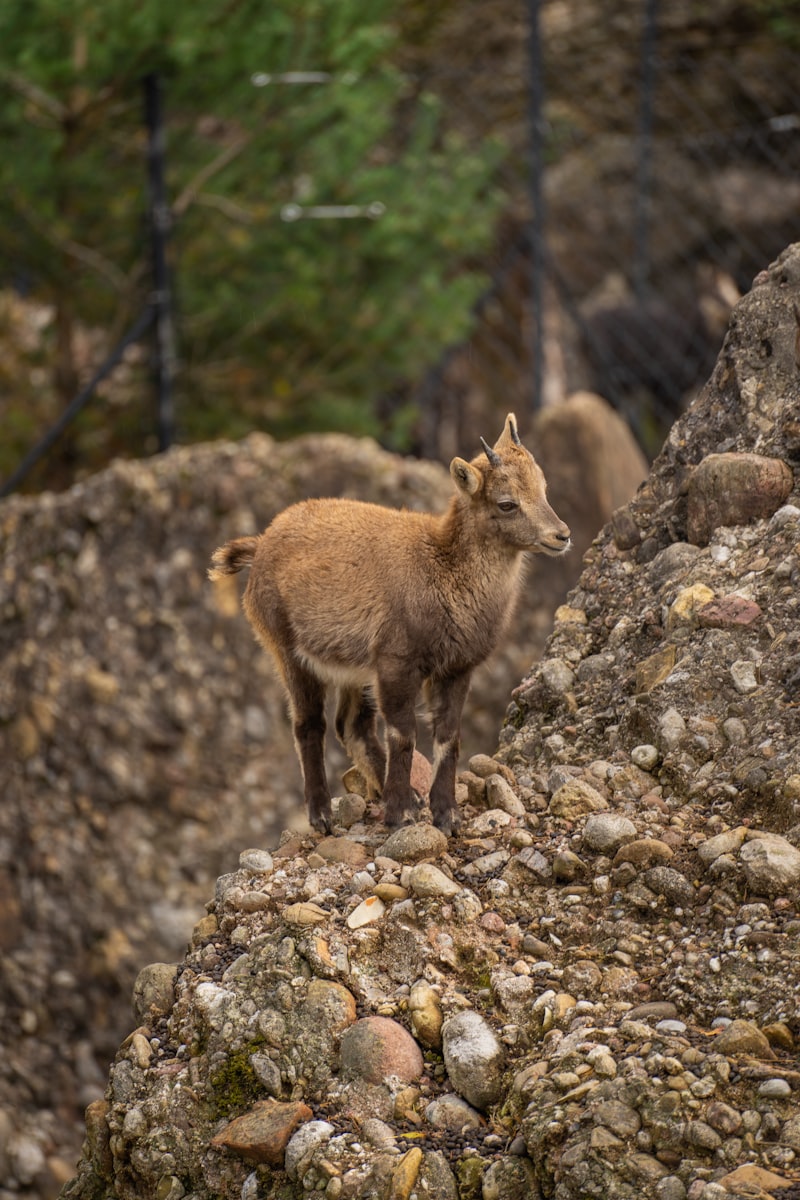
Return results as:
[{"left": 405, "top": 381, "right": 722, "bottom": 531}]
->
[{"left": 56, "top": 247, "right": 800, "bottom": 1200}]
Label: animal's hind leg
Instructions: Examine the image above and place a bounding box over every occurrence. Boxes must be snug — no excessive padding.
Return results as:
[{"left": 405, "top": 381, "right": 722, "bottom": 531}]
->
[
  {"left": 427, "top": 670, "right": 472, "bottom": 837},
  {"left": 335, "top": 687, "right": 386, "bottom": 799},
  {"left": 280, "top": 655, "right": 332, "bottom": 834}
]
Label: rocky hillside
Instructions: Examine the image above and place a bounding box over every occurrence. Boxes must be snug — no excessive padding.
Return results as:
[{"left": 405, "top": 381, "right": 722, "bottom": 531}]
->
[
  {"left": 55, "top": 249, "right": 800, "bottom": 1200},
  {"left": 0, "top": 395, "right": 643, "bottom": 1197}
]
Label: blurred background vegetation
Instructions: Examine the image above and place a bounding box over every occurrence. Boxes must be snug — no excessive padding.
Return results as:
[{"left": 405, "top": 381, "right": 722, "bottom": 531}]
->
[{"left": 1, "top": 0, "right": 800, "bottom": 491}]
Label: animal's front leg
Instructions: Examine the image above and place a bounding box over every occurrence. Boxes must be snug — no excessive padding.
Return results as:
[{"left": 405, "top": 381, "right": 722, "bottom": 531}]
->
[
  {"left": 428, "top": 670, "right": 472, "bottom": 836},
  {"left": 377, "top": 665, "right": 420, "bottom": 828}
]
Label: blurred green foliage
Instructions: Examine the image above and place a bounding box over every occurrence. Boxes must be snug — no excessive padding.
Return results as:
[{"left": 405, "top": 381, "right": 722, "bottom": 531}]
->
[{"left": 0, "top": 0, "right": 503, "bottom": 486}]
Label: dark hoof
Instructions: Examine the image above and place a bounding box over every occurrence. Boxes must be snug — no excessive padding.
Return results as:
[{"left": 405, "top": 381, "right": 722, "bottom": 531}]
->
[
  {"left": 433, "top": 809, "right": 462, "bottom": 838},
  {"left": 384, "top": 811, "right": 415, "bottom": 831},
  {"left": 309, "top": 809, "right": 333, "bottom": 836}
]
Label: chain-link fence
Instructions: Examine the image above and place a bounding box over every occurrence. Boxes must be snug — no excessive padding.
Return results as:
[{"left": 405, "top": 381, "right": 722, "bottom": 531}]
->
[
  {"left": 3, "top": 2, "right": 799, "bottom": 487},
  {"left": 408, "top": 0, "right": 800, "bottom": 461}
]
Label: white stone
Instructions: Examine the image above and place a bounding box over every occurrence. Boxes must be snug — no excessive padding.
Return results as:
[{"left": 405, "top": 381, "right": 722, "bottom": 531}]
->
[
  {"left": 425, "top": 1093, "right": 484, "bottom": 1130},
  {"left": 740, "top": 835, "right": 800, "bottom": 894},
  {"left": 540, "top": 658, "right": 575, "bottom": 694},
  {"left": 407, "top": 863, "right": 461, "bottom": 898},
  {"left": 631, "top": 744, "right": 659, "bottom": 771},
  {"left": 346, "top": 895, "right": 386, "bottom": 929},
  {"left": 441, "top": 1009, "right": 505, "bottom": 1111},
  {"left": 238, "top": 848, "right": 274, "bottom": 873},
  {"left": 730, "top": 659, "right": 759, "bottom": 694},
  {"left": 285, "top": 1120, "right": 335, "bottom": 1180},
  {"left": 769, "top": 504, "right": 800, "bottom": 527},
  {"left": 758, "top": 1078, "right": 792, "bottom": 1098},
  {"left": 582, "top": 813, "right": 638, "bottom": 854},
  {"left": 697, "top": 827, "right": 748, "bottom": 864},
  {"left": 193, "top": 981, "right": 235, "bottom": 1028},
  {"left": 485, "top": 775, "right": 526, "bottom": 817},
  {"left": 464, "top": 808, "right": 514, "bottom": 836},
  {"left": 657, "top": 707, "right": 686, "bottom": 751}
]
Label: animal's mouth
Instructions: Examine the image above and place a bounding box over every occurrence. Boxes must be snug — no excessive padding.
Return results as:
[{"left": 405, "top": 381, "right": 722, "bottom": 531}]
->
[{"left": 537, "top": 536, "right": 572, "bottom": 556}]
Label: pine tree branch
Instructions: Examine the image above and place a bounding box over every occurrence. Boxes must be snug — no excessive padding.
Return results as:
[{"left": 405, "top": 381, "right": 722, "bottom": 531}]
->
[
  {"left": 172, "top": 132, "right": 252, "bottom": 218},
  {"left": 9, "top": 193, "right": 130, "bottom": 293}
]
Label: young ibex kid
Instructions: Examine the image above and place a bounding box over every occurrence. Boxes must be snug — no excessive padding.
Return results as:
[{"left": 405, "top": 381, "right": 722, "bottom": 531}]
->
[{"left": 209, "top": 413, "right": 570, "bottom": 836}]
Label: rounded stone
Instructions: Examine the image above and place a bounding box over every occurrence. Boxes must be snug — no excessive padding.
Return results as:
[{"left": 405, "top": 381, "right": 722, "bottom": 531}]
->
[
  {"left": 552, "top": 850, "right": 585, "bottom": 881},
  {"left": 730, "top": 659, "right": 759, "bottom": 694},
  {"left": 561, "top": 959, "right": 602, "bottom": 996},
  {"left": 686, "top": 451, "right": 793, "bottom": 546},
  {"left": 425, "top": 1093, "right": 484, "bottom": 1130},
  {"left": 540, "top": 658, "right": 575, "bottom": 695},
  {"left": 408, "top": 981, "right": 443, "bottom": 1050},
  {"left": 314, "top": 836, "right": 369, "bottom": 867},
  {"left": 705, "top": 1102, "right": 742, "bottom": 1136},
  {"left": 339, "top": 1017, "right": 423, "bottom": 1086},
  {"left": 390, "top": 1147, "right": 424, "bottom": 1199},
  {"left": 300, "top": 980, "right": 358, "bottom": 1035},
  {"left": 379, "top": 825, "right": 448, "bottom": 863},
  {"left": 712, "top": 1020, "right": 774, "bottom": 1059},
  {"left": 631, "top": 744, "right": 659, "bottom": 771},
  {"left": 485, "top": 774, "right": 526, "bottom": 817},
  {"left": 407, "top": 863, "right": 461, "bottom": 898},
  {"left": 549, "top": 779, "right": 608, "bottom": 818},
  {"left": 441, "top": 1010, "right": 505, "bottom": 1111},
  {"left": 238, "top": 848, "right": 275, "bottom": 873},
  {"left": 757, "top": 1078, "right": 792, "bottom": 1098},
  {"left": 481, "top": 1155, "right": 538, "bottom": 1199},
  {"left": 657, "top": 707, "right": 686, "bottom": 751},
  {"left": 131, "top": 962, "right": 178, "bottom": 1024},
  {"left": 582, "top": 813, "right": 638, "bottom": 854},
  {"left": 336, "top": 793, "right": 367, "bottom": 828},
  {"left": 697, "top": 827, "right": 748, "bottom": 864},
  {"left": 740, "top": 835, "right": 800, "bottom": 895},
  {"left": 594, "top": 1099, "right": 641, "bottom": 1138},
  {"left": 284, "top": 1120, "right": 335, "bottom": 1180},
  {"left": 613, "top": 838, "right": 674, "bottom": 868}
]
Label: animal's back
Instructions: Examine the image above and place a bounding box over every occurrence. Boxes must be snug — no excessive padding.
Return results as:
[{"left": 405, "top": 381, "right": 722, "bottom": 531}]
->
[
  {"left": 244, "top": 498, "right": 429, "bottom": 675},
  {"left": 244, "top": 496, "right": 522, "bottom": 681}
]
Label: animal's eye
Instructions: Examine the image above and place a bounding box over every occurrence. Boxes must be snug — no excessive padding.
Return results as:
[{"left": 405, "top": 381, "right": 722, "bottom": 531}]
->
[{"left": 497, "top": 500, "right": 518, "bottom": 513}]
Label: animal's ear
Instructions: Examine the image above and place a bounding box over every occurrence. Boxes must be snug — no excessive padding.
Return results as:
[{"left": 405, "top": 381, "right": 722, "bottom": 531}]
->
[
  {"left": 496, "top": 412, "right": 522, "bottom": 449},
  {"left": 450, "top": 457, "right": 482, "bottom": 496}
]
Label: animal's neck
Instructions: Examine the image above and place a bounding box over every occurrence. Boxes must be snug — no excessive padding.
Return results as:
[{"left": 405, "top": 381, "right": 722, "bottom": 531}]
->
[{"left": 433, "top": 496, "right": 522, "bottom": 580}]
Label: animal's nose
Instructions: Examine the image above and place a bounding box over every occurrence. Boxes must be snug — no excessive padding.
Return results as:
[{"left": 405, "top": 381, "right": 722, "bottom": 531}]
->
[{"left": 554, "top": 527, "right": 571, "bottom": 544}]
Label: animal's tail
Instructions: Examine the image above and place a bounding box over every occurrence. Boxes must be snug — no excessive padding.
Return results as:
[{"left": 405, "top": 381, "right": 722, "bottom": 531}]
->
[{"left": 208, "top": 536, "right": 259, "bottom": 580}]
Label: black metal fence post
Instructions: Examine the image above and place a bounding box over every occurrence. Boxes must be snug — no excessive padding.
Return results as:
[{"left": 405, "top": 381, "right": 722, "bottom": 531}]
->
[
  {"left": 527, "top": 0, "right": 546, "bottom": 415},
  {"left": 634, "top": 0, "right": 659, "bottom": 302},
  {"left": 144, "top": 71, "right": 177, "bottom": 452}
]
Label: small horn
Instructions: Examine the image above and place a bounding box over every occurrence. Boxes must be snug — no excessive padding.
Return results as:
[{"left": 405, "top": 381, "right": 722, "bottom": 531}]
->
[
  {"left": 508, "top": 415, "right": 522, "bottom": 445},
  {"left": 480, "top": 437, "right": 501, "bottom": 467}
]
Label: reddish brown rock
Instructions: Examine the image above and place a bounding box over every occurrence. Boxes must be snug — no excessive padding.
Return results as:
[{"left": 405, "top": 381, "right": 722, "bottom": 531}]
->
[
  {"left": 314, "top": 837, "right": 369, "bottom": 867},
  {"left": 211, "top": 1099, "right": 312, "bottom": 1164},
  {"left": 698, "top": 595, "right": 762, "bottom": 628},
  {"left": 687, "top": 452, "right": 793, "bottom": 546},
  {"left": 613, "top": 838, "right": 674, "bottom": 868},
  {"left": 410, "top": 750, "right": 433, "bottom": 799},
  {"left": 339, "top": 1016, "right": 423, "bottom": 1086}
]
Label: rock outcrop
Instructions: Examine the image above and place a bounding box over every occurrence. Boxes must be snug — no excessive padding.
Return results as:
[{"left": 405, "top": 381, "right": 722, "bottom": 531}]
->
[
  {"left": 55, "top": 247, "right": 800, "bottom": 1199},
  {"left": 0, "top": 397, "right": 643, "bottom": 1196}
]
